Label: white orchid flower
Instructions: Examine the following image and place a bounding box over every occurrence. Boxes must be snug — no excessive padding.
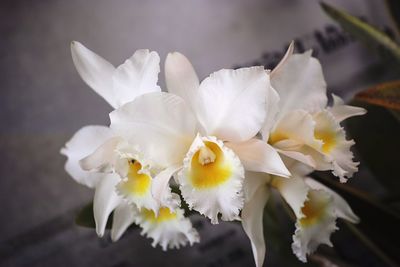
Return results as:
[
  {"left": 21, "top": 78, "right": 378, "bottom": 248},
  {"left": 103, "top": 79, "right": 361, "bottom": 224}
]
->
[
  {"left": 61, "top": 127, "right": 199, "bottom": 247},
  {"left": 79, "top": 137, "right": 180, "bottom": 213},
  {"left": 61, "top": 125, "right": 131, "bottom": 240},
  {"left": 272, "top": 173, "right": 359, "bottom": 262},
  {"left": 241, "top": 160, "right": 359, "bottom": 267},
  {"left": 70, "top": 42, "right": 180, "bottom": 212},
  {"left": 110, "top": 53, "right": 290, "bottom": 224},
  {"left": 61, "top": 127, "right": 198, "bottom": 246},
  {"left": 262, "top": 42, "right": 366, "bottom": 182},
  {"left": 62, "top": 43, "right": 198, "bottom": 248}
]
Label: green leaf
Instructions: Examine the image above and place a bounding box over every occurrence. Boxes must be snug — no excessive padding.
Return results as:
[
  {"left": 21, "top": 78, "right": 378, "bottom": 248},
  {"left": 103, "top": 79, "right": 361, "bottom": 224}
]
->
[
  {"left": 321, "top": 2, "right": 400, "bottom": 63},
  {"left": 355, "top": 80, "right": 400, "bottom": 111}
]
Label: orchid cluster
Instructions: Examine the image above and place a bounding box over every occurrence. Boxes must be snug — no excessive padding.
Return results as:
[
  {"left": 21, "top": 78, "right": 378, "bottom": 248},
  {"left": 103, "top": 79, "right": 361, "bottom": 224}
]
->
[{"left": 61, "top": 41, "right": 366, "bottom": 266}]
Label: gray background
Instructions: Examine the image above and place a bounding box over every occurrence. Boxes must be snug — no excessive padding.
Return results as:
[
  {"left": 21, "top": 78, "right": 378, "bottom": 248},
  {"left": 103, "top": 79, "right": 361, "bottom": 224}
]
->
[{"left": 0, "top": 0, "right": 397, "bottom": 266}]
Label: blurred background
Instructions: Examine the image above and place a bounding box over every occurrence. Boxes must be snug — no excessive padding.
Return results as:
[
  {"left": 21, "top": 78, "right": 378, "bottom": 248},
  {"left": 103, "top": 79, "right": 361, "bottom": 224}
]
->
[{"left": 0, "top": 0, "right": 399, "bottom": 266}]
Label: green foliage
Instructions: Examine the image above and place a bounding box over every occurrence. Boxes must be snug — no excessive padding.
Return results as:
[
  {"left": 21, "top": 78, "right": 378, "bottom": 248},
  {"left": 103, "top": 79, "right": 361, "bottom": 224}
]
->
[{"left": 321, "top": 2, "right": 400, "bottom": 63}]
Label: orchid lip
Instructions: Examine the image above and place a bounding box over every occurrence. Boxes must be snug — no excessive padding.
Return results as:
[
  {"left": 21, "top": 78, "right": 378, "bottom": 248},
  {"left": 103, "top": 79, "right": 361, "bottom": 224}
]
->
[
  {"left": 119, "top": 159, "right": 152, "bottom": 196},
  {"left": 189, "top": 141, "right": 233, "bottom": 189}
]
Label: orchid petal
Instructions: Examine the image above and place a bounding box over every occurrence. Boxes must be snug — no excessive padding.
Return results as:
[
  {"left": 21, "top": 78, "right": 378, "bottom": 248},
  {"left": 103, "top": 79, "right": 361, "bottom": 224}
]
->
[
  {"left": 226, "top": 139, "right": 290, "bottom": 178},
  {"left": 70, "top": 41, "right": 117, "bottom": 108},
  {"left": 165, "top": 52, "right": 200, "bottom": 110},
  {"left": 277, "top": 150, "right": 316, "bottom": 168},
  {"left": 178, "top": 136, "right": 245, "bottom": 224},
  {"left": 116, "top": 159, "right": 159, "bottom": 213},
  {"left": 243, "top": 171, "right": 270, "bottom": 205},
  {"left": 270, "top": 110, "right": 322, "bottom": 150},
  {"left": 313, "top": 110, "right": 359, "bottom": 182},
  {"left": 305, "top": 178, "right": 359, "bottom": 223},
  {"left": 135, "top": 206, "right": 200, "bottom": 250},
  {"left": 151, "top": 165, "right": 182, "bottom": 210},
  {"left": 112, "top": 49, "right": 161, "bottom": 107},
  {"left": 329, "top": 94, "right": 366, "bottom": 122},
  {"left": 292, "top": 190, "right": 337, "bottom": 262},
  {"left": 79, "top": 137, "right": 122, "bottom": 171},
  {"left": 196, "top": 67, "right": 268, "bottom": 142},
  {"left": 111, "top": 202, "right": 136, "bottom": 242},
  {"left": 93, "top": 173, "right": 121, "bottom": 237},
  {"left": 110, "top": 92, "right": 197, "bottom": 167},
  {"left": 272, "top": 176, "right": 309, "bottom": 219},
  {"left": 270, "top": 41, "right": 294, "bottom": 77},
  {"left": 272, "top": 139, "right": 329, "bottom": 172},
  {"left": 60, "top": 125, "right": 115, "bottom": 188},
  {"left": 242, "top": 185, "right": 269, "bottom": 267},
  {"left": 271, "top": 51, "right": 327, "bottom": 116},
  {"left": 261, "top": 86, "right": 280, "bottom": 140}
]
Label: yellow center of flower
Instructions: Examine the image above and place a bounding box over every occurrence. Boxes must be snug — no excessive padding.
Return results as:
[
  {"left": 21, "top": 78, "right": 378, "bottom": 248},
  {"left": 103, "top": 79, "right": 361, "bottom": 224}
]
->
[
  {"left": 314, "top": 129, "right": 336, "bottom": 153},
  {"left": 120, "top": 160, "right": 151, "bottom": 196},
  {"left": 189, "top": 141, "right": 232, "bottom": 189},
  {"left": 299, "top": 196, "right": 328, "bottom": 227},
  {"left": 142, "top": 207, "right": 177, "bottom": 223},
  {"left": 268, "top": 131, "right": 288, "bottom": 145}
]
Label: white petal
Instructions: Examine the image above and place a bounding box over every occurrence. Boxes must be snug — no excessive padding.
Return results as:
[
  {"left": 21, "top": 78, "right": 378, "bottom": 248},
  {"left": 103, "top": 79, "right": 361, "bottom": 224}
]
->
[
  {"left": 165, "top": 52, "right": 200, "bottom": 110},
  {"left": 282, "top": 157, "right": 315, "bottom": 177},
  {"left": 272, "top": 176, "right": 309, "bottom": 219},
  {"left": 151, "top": 165, "right": 182, "bottom": 210},
  {"left": 271, "top": 51, "right": 327, "bottom": 116},
  {"left": 70, "top": 41, "right": 117, "bottom": 108},
  {"left": 196, "top": 67, "right": 268, "bottom": 142},
  {"left": 110, "top": 92, "right": 197, "bottom": 167},
  {"left": 112, "top": 49, "right": 161, "bottom": 107},
  {"left": 135, "top": 206, "right": 200, "bottom": 250},
  {"left": 313, "top": 110, "right": 359, "bottom": 182},
  {"left": 270, "top": 41, "right": 294, "bottom": 77},
  {"left": 111, "top": 202, "right": 136, "bottom": 242},
  {"left": 178, "top": 136, "right": 245, "bottom": 224},
  {"left": 270, "top": 110, "right": 322, "bottom": 150},
  {"left": 304, "top": 178, "right": 359, "bottom": 223},
  {"left": 116, "top": 159, "right": 158, "bottom": 213},
  {"left": 292, "top": 190, "right": 337, "bottom": 262},
  {"left": 241, "top": 185, "right": 269, "bottom": 267},
  {"left": 79, "top": 137, "right": 122, "bottom": 171},
  {"left": 243, "top": 171, "right": 271, "bottom": 202},
  {"left": 60, "top": 125, "right": 115, "bottom": 188},
  {"left": 272, "top": 139, "right": 328, "bottom": 172},
  {"left": 260, "top": 86, "right": 280, "bottom": 141},
  {"left": 93, "top": 173, "right": 122, "bottom": 237},
  {"left": 329, "top": 94, "right": 366, "bottom": 122},
  {"left": 332, "top": 94, "right": 345, "bottom": 105},
  {"left": 277, "top": 150, "right": 316, "bottom": 168},
  {"left": 226, "top": 139, "right": 290, "bottom": 177}
]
